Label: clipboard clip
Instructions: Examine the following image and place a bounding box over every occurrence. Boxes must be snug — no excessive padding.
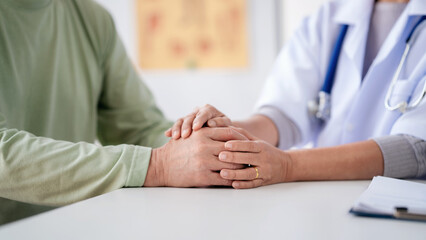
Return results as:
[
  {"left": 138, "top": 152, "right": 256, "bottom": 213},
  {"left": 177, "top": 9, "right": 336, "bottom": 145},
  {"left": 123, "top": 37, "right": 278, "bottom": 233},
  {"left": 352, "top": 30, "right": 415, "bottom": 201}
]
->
[{"left": 394, "top": 207, "right": 426, "bottom": 222}]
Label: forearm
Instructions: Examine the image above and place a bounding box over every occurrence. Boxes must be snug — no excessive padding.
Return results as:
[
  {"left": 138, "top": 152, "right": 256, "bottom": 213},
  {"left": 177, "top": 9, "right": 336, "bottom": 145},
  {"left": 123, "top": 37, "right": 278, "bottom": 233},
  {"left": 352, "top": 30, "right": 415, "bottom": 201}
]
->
[
  {"left": 0, "top": 128, "right": 149, "bottom": 206},
  {"left": 286, "top": 140, "right": 384, "bottom": 181},
  {"left": 233, "top": 115, "right": 279, "bottom": 146}
]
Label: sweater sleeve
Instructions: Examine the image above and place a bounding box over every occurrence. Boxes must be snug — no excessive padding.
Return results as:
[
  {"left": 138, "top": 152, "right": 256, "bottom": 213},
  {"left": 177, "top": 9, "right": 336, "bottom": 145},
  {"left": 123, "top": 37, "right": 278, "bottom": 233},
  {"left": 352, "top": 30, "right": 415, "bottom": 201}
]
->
[
  {"left": 95, "top": 11, "right": 172, "bottom": 148},
  {"left": 373, "top": 135, "right": 426, "bottom": 179},
  {"left": 0, "top": 112, "right": 151, "bottom": 206}
]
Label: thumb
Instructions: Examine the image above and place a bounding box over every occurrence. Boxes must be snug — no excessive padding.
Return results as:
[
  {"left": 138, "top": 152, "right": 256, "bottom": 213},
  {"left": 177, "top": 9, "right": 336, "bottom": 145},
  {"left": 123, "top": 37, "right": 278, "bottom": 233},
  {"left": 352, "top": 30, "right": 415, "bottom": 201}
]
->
[{"left": 229, "top": 126, "right": 258, "bottom": 141}]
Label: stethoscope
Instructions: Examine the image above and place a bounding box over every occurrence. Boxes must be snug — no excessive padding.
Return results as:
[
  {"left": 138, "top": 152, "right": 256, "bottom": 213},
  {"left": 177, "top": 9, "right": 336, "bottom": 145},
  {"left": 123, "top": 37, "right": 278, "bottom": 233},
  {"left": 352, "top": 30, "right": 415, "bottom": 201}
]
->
[{"left": 308, "top": 16, "right": 426, "bottom": 121}]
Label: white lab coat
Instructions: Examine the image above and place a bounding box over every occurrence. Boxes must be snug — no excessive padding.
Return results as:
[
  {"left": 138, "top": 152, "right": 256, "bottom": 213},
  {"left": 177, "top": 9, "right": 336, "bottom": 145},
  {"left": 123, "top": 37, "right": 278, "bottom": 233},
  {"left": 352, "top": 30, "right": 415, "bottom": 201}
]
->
[{"left": 256, "top": 0, "right": 426, "bottom": 148}]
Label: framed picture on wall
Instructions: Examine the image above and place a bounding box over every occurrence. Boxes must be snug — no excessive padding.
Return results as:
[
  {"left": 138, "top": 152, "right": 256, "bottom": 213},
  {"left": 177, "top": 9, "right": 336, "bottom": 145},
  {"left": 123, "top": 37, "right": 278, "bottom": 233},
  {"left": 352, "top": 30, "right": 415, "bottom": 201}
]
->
[{"left": 135, "top": 0, "right": 249, "bottom": 70}]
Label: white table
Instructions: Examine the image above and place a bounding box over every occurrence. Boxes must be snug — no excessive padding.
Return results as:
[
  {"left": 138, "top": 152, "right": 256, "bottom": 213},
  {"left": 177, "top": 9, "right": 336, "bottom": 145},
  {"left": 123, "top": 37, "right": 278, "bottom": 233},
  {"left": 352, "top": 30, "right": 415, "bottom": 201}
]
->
[{"left": 0, "top": 181, "right": 425, "bottom": 240}]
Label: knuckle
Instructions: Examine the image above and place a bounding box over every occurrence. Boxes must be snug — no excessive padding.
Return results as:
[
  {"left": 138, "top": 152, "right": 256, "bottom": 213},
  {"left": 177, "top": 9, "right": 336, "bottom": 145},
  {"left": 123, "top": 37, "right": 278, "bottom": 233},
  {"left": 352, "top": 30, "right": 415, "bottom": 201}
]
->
[
  {"left": 233, "top": 127, "right": 244, "bottom": 134},
  {"left": 183, "top": 116, "right": 193, "bottom": 124},
  {"left": 225, "top": 152, "right": 234, "bottom": 162},
  {"left": 185, "top": 113, "right": 195, "bottom": 120},
  {"left": 226, "top": 128, "right": 235, "bottom": 137},
  {"left": 254, "top": 141, "right": 263, "bottom": 150},
  {"left": 196, "top": 109, "right": 205, "bottom": 117}
]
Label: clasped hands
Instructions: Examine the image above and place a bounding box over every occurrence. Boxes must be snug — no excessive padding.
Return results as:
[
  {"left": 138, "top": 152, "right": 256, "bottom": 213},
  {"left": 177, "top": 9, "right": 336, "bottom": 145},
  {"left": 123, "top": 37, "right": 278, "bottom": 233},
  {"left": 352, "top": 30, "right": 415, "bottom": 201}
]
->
[{"left": 145, "top": 105, "right": 291, "bottom": 189}]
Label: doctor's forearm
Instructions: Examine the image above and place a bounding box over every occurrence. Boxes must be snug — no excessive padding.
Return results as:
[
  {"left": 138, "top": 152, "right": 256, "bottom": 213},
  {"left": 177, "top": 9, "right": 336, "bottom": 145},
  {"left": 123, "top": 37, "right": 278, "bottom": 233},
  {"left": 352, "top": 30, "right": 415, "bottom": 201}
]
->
[{"left": 286, "top": 140, "right": 384, "bottom": 181}]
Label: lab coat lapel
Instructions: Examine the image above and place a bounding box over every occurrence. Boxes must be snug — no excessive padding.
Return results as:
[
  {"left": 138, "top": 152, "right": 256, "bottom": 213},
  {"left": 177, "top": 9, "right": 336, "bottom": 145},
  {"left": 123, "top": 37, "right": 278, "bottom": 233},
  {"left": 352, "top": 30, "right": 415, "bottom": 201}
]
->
[{"left": 333, "top": 0, "right": 374, "bottom": 83}]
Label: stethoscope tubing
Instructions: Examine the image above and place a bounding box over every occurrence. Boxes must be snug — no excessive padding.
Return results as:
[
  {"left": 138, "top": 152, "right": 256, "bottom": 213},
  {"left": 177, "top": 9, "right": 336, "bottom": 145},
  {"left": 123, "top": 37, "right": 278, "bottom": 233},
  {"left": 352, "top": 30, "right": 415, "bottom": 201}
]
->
[
  {"left": 311, "top": 15, "right": 426, "bottom": 120},
  {"left": 384, "top": 16, "right": 426, "bottom": 113}
]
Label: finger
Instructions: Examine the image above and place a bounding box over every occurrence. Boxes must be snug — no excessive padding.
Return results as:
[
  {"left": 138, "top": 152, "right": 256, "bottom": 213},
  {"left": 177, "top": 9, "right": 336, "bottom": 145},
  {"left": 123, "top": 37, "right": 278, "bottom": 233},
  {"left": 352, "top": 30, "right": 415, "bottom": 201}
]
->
[
  {"left": 181, "top": 113, "right": 196, "bottom": 139},
  {"left": 205, "top": 127, "right": 248, "bottom": 142},
  {"left": 208, "top": 172, "right": 233, "bottom": 186},
  {"left": 207, "top": 116, "right": 231, "bottom": 128},
  {"left": 224, "top": 140, "right": 263, "bottom": 153},
  {"left": 229, "top": 126, "right": 257, "bottom": 140},
  {"left": 193, "top": 104, "right": 223, "bottom": 131},
  {"left": 203, "top": 143, "right": 245, "bottom": 170},
  {"left": 164, "top": 128, "right": 172, "bottom": 137},
  {"left": 218, "top": 151, "right": 258, "bottom": 165},
  {"left": 232, "top": 179, "right": 263, "bottom": 189},
  {"left": 209, "top": 161, "right": 245, "bottom": 171},
  {"left": 220, "top": 167, "right": 259, "bottom": 180},
  {"left": 171, "top": 118, "right": 184, "bottom": 139}
]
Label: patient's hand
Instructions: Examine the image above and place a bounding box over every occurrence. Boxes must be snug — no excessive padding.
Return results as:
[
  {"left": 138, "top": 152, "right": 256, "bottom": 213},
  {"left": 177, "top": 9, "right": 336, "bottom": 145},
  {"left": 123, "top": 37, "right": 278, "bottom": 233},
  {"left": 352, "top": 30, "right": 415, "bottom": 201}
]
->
[
  {"left": 145, "top": 127, "right": 247, "bottom": 187},
  {"left": 165, "top": 104, "right": 232, "bottom": 140}
]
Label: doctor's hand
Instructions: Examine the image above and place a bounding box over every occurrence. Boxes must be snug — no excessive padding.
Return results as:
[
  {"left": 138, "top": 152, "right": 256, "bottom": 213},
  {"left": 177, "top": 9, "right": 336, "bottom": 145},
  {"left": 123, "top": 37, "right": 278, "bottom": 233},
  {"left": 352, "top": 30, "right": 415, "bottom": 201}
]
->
[
  {"left": 165, "top": 104, "right": 231, "bottom": 140},
  {"left": 218, "top": 128, "right": 291, "bottom": 189},
  {"left": 144, "top": 127, "right": 247, "bottom": 188}
]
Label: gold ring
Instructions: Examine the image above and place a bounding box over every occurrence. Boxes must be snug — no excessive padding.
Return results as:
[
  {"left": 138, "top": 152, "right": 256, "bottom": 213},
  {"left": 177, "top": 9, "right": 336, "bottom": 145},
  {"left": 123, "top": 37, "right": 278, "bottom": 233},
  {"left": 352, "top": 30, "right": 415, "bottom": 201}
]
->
[{"left": 254, "top": 167, "right": 259, "bottom": 179}]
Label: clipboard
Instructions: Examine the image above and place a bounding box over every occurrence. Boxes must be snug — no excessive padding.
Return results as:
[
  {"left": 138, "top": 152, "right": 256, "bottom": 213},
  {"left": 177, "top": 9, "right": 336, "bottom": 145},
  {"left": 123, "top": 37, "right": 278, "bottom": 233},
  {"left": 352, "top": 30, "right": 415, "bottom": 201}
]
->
[
  {"left": 349, "top": 176, "right": 426, "bottom": 223},
  {"left": 350, "top": 207, "right": 426, "bottom": 222}
]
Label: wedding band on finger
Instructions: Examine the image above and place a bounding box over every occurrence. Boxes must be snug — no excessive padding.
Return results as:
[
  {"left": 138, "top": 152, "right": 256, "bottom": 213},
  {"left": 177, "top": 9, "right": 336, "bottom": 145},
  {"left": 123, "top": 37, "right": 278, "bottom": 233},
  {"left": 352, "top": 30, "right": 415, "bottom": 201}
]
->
[{"left": 254, "top": 167, "right": 259, "bottom": 179}]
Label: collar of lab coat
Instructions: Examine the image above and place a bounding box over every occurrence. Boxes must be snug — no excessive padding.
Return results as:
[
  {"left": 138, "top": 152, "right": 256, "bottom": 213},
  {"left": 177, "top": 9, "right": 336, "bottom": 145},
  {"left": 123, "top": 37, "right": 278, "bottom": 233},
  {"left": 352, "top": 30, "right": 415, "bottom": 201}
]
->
[
  {"left": 332, "top": 0, "right": 425, "bottom": 79},
  {"left": 333, "top": 0, "right": 374, "bottom": 80}
]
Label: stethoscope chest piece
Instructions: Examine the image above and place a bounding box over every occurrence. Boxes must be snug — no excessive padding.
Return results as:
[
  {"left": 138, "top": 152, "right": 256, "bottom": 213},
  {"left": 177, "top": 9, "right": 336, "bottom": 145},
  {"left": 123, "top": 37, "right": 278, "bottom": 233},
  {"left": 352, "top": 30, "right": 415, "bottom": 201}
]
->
[{"left": 308, "top": 91, "right": 331, "bottom": 121}]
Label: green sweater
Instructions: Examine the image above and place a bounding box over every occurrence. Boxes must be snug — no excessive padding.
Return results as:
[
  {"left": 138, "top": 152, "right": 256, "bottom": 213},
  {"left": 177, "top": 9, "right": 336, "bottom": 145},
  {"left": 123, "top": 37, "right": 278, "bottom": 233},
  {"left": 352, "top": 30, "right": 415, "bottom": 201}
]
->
[{"left": 0, "top": 0, "right": 171, "bottom": 225}]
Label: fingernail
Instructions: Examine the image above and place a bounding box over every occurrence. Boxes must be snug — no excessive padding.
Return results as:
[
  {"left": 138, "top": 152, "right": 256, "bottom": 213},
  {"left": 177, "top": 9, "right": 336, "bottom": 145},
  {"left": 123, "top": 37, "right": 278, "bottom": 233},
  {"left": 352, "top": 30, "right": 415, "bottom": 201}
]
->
[
  {"left": 225, "top": 142, "right": 232, "bottom": 149},
  {"left": 172, "top": 131, "right": 178, "bottom": 138},
  {"left": 221, "top": 171, "right": 228, "bottom": 177},
  {"left": 233, "top": 182, "right": 240, "bottom": 188},
  {"left": 208, "top": 120, "right": 216, "bottom": 127},
  {"left": 219, "top": 153, "right": 227, "bottom": 160}
]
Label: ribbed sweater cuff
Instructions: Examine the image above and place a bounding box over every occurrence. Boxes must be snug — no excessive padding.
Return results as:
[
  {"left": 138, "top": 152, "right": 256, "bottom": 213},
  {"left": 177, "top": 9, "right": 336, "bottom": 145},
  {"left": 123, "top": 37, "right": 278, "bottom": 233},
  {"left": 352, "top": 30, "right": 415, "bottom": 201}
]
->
[{"left": 373, "top": 135, "right": 418, "bottom": 178}]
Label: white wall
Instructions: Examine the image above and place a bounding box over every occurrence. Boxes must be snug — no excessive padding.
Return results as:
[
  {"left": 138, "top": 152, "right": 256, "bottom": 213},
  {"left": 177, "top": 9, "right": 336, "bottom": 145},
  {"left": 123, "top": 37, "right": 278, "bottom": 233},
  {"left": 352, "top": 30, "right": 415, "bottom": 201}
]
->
[{"left": 281, "top": 0, "right": 330, "bottom": 43}]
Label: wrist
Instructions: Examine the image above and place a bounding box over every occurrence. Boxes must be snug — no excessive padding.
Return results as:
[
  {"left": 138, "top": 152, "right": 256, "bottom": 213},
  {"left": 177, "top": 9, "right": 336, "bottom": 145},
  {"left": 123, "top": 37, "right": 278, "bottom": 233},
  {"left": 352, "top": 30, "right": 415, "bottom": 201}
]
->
[
  {"left": 144, "top": 148, "right": 166, "bottom": 187},
  {"left": 282, "top": 150, "right": 296, "bottom": 182}
]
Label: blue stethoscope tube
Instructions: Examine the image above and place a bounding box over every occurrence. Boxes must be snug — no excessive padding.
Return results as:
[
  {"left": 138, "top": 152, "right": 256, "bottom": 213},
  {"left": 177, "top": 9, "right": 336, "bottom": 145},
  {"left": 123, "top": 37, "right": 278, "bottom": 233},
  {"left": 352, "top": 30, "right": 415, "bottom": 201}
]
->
[{"left": 309, "top": 16, "right": 426, "bottom": 121}]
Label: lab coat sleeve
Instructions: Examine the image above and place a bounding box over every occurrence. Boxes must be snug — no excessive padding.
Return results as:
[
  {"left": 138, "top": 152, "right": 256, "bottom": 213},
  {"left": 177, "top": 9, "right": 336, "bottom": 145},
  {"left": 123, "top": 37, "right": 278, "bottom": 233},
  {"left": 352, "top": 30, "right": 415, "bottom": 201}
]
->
[
  {"left": 0, "top": 112, "right": 151, "bottom": 206},
  {"left": 257, "top": 106, "right": 301, "bottom": 150},
  {"left": 96, "top": 11, "right": 172, "bottom": 148},
  {"left": 254, "top": 7, "right": 329, "bottom": 147}
]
